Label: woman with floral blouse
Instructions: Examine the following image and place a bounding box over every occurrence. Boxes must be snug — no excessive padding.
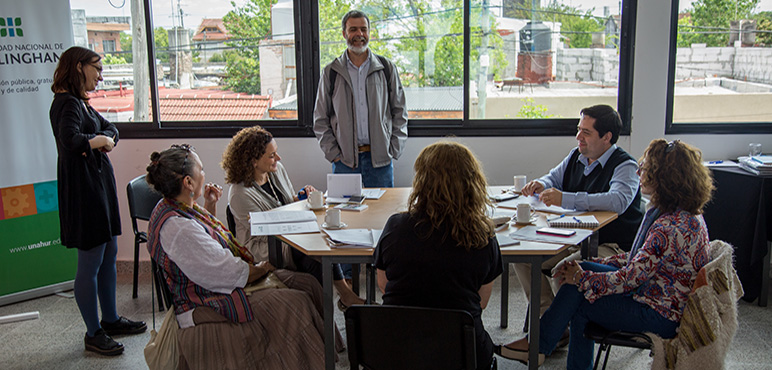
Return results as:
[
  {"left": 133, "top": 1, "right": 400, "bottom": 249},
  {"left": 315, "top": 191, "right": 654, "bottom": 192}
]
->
[{"left": 496, "top": 139, "right": 715, "bottom": 370}]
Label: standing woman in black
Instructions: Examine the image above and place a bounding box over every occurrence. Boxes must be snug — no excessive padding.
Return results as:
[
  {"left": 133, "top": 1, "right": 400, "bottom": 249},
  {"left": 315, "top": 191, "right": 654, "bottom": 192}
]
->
[{"left": 50, "top": 46, "right": 145, "bottom": 356}]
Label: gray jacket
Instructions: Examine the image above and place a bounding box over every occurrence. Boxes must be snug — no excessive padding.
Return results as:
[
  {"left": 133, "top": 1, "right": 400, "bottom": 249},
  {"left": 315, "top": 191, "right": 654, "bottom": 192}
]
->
[{"left": 313, "top": 51, "right": 408, "bottom": 169}]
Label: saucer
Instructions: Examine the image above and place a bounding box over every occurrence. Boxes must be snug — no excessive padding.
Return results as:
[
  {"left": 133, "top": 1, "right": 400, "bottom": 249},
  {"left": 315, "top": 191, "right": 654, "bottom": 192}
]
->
[
  {"left": 513, "top": 221, "right": 534, "bottom": 226},
  {"left": 309, "top": 205, "right": 326, "bottom": 211},
  {"left": 322, "top": 222, "right": 347, "bottom": 230}
]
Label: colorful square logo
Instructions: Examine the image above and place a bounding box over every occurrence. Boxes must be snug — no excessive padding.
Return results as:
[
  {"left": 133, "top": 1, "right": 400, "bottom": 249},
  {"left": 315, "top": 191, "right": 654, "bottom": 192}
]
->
[{"left": 0, "top": 17, "right": 23, "bottom": 37}]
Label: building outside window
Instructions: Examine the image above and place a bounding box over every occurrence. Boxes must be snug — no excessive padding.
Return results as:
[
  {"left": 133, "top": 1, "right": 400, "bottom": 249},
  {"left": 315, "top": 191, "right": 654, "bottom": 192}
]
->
[
  {"left": 67, "top": 0, "right": 643, "bottom": 138},
  {"left": 667, "top": 0, "right": 772, "bottom": 134}
]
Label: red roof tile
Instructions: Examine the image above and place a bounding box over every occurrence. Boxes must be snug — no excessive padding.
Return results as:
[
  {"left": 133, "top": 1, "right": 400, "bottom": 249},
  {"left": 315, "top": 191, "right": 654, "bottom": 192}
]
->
[
  {"left": 87, "top": 88, "right": 271, "bottom": 121},
  {"left": 192, "top": 18, "right": 230, "bottom": 41}
]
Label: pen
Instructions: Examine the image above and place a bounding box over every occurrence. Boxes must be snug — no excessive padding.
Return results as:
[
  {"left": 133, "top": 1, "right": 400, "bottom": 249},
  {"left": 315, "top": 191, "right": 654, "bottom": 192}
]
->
[
  {"left": 573, "top": 216, "right": 582, "bottom": 223},
  {"left": 548, "top": 214, "right": 565, "bottom": 222},
  {"left": 708, "top": 160, "right": 723, "bottom": 164},
  {"left": 751, "top": 157, "right": 764, "bottom": 164}
]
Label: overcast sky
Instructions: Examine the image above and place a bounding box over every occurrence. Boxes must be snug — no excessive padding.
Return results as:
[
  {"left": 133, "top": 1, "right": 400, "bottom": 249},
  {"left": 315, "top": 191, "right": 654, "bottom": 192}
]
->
[{"left": 70, "top": 0, "right": 772, "bottom": 30}]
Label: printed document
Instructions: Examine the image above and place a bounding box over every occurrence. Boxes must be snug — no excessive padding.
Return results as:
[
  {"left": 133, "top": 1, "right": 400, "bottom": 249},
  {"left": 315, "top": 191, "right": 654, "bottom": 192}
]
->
[{"left": 251, "top": 221, "right": 319, "bottom": 236}]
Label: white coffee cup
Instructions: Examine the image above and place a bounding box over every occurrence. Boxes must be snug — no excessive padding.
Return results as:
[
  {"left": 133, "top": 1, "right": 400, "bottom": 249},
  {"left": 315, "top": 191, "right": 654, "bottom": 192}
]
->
[
  {"left": 513, "top": 175, "right": 527, "bottom": 192},
  {"left": 516, "top": 203, "right": 531, "bottom": 224},
  {"left": 308, "top": 190, "right": 324, "bottom": 209},
  {"left": 324, "top": 208, "right": 342, "bottom": 227}
]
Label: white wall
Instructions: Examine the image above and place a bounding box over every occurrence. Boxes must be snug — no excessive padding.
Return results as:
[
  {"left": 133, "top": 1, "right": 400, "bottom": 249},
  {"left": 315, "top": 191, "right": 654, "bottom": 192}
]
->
[{"left": 113, "top": 1, "right": 772, "bottom": 262}]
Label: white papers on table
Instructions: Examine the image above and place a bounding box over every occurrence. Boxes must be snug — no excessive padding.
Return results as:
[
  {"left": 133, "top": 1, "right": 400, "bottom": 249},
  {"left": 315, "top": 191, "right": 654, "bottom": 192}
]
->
[
  {"left": 251, "top": 221, "right": 319, "bottom": 236},
  {"left": 494, "top": 196, "right": 529, "bottom": 209},
  {"left": 325, "top": 195, "right": 349, "bottom": 204},
  {"left": 509, "top": 225, "right": 592, "bottom": 245},
  {"left": 488, "top": 205, "right": 515, "bottom": 219},
  {"left": 361, "top": 188, "right": 386, "bottom": 199},
  {"left": 250, "top": 210, "right": 319, "bottom": 236},
  {"left": 703, "top": 160, "right": 739, "bottom": 168},
  {"left": 495, "top": 195, "right": 581, "bottom": 215},
  {"left": 250, "top": 210, "right": 317, "bottom": 224},
  {"left": 327, "top": 189, "right": 385, "bottom": 203},
  {"left": 324, "top": 229, "right": 383, "bottom": 248},
  {"left": 496, "top": 233, "right": 521, "bottom": 247}
]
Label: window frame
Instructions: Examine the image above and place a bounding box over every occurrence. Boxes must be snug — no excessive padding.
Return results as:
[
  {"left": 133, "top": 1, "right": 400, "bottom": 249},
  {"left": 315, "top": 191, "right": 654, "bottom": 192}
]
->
[
  {"left": 665, "top": 0, "right": 772, "bottom": 135},
  {"left": 116, "top": 0, "right": 637, "bottom": 139}
]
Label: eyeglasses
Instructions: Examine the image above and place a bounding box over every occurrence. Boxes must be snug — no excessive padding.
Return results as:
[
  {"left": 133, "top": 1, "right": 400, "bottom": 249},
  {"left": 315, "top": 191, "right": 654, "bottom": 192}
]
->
[
  {"left": 89, "top": 63, "right": 103, "bottom": 74},
  {"left": 636, "top": 160, "right": 645, "bottom": 176},
  {"left": 665, "top": 140, "right": 680, "bottom": 154},
  {"left": 170, "top": 144, "right": 194, "bottom": 175}
]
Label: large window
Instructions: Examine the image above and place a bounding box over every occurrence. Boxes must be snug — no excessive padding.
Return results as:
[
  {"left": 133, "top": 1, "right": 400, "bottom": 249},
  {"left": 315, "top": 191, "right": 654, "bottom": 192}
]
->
[
  {"left": 666, "top": 0, "right": 772, "bottom": 134},
  {"left": 70, "top": 0, "right": 152, "bottom": 123},
  {"left": 151, "top": 0, "right": 297, "bottom": 122},
  {"left": 470, "top": 1, "right": 628, "bottom": 122},
  {"left": 69, "top": 0, "right": 636, "bottom": 138}
]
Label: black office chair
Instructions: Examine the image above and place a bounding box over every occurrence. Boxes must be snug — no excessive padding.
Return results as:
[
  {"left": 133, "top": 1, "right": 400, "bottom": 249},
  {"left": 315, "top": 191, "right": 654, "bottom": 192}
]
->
[
  {"left": 583, "top": 321, "right": 653, "bottom": 370},
  {"left": 225, "top": 204, "right": 236, "bottom": 232},
  {"left": 152, "top": 260, "right": 174, "bottom": 311},
  {"left": 126, "top": 174, "right": 164, "bottom": 309},
  {"left": 345, "top": 305, "right": 478, "bottom": 370}
]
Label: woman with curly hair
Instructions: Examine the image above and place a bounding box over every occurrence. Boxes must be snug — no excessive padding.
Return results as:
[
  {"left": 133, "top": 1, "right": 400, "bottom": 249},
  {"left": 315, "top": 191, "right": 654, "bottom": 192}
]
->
[
  {"left": 374, "top": 141, "right": 503, "bottom": 370},
  {"left": 497, "top": 139, "right": 715, "bottom": 369},
  {"left": 223, "top": 125, "right": 364, "bottom": 309}
]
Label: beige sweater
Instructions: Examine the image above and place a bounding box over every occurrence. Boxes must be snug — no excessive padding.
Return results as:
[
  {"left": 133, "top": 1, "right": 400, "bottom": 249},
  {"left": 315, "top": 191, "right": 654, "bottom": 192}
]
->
[
  {"left": 650, "top": 239, "right": 744, "bottom": 370},
  {"left": 227, "top": 162, "right": 296, "bottom": 262}
]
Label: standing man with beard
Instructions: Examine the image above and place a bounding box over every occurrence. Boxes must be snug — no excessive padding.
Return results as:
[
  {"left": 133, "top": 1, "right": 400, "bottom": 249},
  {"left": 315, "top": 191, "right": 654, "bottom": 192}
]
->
[
  {"left": 314, "top": 9, "right": 408, "bottom": 282},
  {"left": 313, "top": 9, "right": 408, "bottom": 189}
]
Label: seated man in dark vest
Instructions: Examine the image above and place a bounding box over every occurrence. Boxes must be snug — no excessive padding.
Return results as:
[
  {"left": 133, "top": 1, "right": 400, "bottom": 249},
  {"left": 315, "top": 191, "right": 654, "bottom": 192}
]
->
[{"left": 514, "top": 104, "right": 644, "bottom": 323}]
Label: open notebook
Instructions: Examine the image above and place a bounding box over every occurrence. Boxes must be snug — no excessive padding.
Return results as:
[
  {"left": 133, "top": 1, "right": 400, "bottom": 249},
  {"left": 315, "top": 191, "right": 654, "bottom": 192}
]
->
[{"left": 547, "top": 215, "right": 599, "bottom": 228}]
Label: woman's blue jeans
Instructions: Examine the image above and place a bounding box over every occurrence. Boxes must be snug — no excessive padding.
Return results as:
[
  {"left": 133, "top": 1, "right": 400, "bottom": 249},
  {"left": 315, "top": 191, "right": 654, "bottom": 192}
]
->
[
  {"left": 75, "top": 236, "right": 119, "bottom": 336},
  {"left": 537, "top": 261, "right": 679, "bottom": 370}
]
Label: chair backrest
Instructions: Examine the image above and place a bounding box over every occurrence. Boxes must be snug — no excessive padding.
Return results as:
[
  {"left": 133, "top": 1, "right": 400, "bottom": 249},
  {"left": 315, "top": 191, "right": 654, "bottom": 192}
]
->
[
  {"left": 225, "top": 204, "right": 236, "bottom": 232},
  {"left": 153, "top": 260, "right": 174, "bottom": 310},
  {"left": 126, "top": 174, "right": 163, "bottom": 234},
  {"left": 344, "top": 305, "right": 477, "bottom": 370}
]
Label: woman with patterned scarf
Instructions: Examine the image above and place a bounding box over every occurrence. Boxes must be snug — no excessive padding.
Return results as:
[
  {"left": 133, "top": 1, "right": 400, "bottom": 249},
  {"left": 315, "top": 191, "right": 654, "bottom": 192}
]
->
[
  {"left": 497, "top": 139, "right": 715, "bottom": 369},
  {"left": 145, "top": 144, "right": 326, "bottom": 370}
]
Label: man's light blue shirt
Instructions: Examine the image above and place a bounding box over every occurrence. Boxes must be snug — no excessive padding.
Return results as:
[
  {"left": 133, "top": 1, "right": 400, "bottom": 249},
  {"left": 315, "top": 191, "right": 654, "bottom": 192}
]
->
[
  {"left": 345, "top": 51, "right": 371, "bottom": 146},
  {"left": 536, "top": 144, "right": 640, "bottom": 213}
]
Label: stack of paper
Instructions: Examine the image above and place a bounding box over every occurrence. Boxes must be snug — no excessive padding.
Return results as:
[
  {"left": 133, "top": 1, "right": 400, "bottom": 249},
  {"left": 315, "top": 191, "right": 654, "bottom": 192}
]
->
[
  {"left": 250, "top": 210, "right": 319, "bottom": 236},
  {"left": 509, "top": 225, "right": 592, "bottom": 245},
  {"left": 324, "top": 229, "right": 383, "bottom": 248},
  {"left": 496, "top": 233, "right": 521, "bottom": 247},
  {"left": 334, "top": 203, "right": 369, "bottom": 212},
  {"left": 738, "top": 156, "right": 772, "bottom": 176},
  {"left": 361, "top": 188, "right": 386, "bottom": 199},
  {"left": 495, "top": 195, "right": 581, "bottom": 215}
]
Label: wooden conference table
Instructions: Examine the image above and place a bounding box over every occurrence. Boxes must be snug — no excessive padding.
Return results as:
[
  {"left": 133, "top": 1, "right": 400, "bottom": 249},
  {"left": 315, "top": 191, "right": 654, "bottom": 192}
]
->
[{"left": 264, "top": 187, "right": 617, "bottom": 370}]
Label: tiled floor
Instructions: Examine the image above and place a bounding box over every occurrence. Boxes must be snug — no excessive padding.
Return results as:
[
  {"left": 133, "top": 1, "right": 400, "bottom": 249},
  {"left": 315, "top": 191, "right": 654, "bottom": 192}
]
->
[{"left": 1, "top": 263, "right": 771, "bottom": 370}]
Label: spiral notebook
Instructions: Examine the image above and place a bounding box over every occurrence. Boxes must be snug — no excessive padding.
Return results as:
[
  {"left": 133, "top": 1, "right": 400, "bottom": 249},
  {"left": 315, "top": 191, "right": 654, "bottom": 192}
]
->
[{"left": 547, "top": 215, "right": 599, "bottom": 229}]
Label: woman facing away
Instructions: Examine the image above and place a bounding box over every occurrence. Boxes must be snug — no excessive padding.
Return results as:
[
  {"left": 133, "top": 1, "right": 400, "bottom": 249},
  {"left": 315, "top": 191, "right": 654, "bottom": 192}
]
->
[
  {"left": 49, "top": 46, "right": 145, "bottom": 356},
  {"left": 145, "top": 144, "right": 327, "bottom": 370},
  {"left": 497, "top": 139, "right": 715, "bottom": 369},
  {"left": 374, "top": 141, "right": 503, "bottom": 370},
  {"left": 222, "top": 125, "right": 364, "bottom": 310}
]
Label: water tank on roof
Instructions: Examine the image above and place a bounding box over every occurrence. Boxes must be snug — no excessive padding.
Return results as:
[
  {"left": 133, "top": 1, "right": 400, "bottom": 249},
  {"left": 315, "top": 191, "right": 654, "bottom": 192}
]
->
[{"left": 519, "top": 21, "right": 551, "bottom": 53}]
